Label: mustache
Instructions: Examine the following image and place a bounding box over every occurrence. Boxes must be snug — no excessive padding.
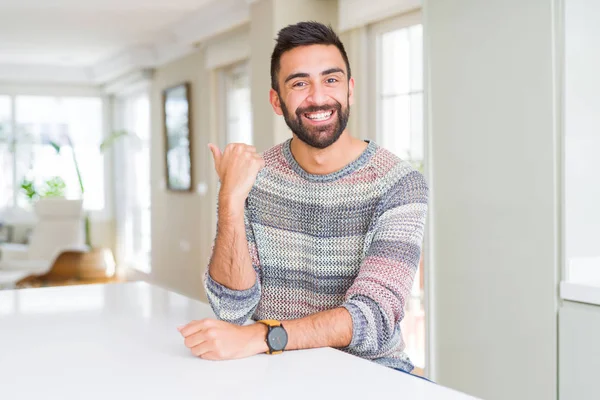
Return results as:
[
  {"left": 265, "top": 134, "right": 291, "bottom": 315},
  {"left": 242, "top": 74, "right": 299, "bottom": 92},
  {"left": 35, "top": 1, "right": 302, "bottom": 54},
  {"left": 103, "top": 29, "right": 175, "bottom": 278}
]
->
[{"left": 295, "top": 102, "right": 342, "bottom": 116}]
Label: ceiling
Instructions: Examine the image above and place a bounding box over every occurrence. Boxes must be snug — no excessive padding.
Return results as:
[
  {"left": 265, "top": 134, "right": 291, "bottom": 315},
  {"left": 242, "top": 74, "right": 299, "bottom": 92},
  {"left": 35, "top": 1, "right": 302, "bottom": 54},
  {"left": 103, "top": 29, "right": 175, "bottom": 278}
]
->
[{"left": 0, "top": 0, "right": 249, "bottom": 84}]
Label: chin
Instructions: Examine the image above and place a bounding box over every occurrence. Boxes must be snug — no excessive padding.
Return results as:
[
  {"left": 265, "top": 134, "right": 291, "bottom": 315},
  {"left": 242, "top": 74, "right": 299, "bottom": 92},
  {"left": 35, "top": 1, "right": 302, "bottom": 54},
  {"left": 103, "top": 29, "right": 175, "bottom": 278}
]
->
[{"left": 305, "top": 132, "right": 342, "bottom": 149}]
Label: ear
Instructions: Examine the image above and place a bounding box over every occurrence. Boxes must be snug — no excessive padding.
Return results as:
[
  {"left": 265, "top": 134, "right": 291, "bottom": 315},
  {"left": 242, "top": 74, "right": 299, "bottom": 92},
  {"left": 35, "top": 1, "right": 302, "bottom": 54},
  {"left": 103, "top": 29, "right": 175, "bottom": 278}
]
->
[
  {"left": 348, "top": 77, "right": 355, "bottom": 107},
  {"left": 270, "top": 89, "right": 284, "bottom": 116}
]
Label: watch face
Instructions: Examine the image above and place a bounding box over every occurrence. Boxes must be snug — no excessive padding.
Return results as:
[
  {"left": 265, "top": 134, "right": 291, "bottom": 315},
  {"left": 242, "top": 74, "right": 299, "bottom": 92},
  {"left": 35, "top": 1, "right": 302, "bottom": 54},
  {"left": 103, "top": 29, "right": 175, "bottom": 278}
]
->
[{"left": 267, "top": 326, "right": 288, "bottom": 352}]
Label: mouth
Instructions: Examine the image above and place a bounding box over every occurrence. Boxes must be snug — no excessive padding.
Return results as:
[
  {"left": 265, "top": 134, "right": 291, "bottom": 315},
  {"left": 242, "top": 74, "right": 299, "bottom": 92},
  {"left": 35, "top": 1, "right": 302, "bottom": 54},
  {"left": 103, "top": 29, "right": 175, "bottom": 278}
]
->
[{"left": 301, "top": 109, "right": 336, "bottom": 125}]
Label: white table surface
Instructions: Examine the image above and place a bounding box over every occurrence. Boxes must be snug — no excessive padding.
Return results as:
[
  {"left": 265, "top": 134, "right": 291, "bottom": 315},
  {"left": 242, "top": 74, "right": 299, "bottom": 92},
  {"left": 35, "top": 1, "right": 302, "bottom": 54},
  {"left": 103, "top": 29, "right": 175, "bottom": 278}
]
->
[{"left": 0, "top": 282, "right": 478, "bottom": 400}]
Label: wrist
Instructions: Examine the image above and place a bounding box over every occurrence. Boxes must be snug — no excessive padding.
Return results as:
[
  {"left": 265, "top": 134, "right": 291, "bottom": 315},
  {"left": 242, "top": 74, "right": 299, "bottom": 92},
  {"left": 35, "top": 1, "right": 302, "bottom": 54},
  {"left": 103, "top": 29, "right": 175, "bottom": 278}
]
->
[
  {"left": 218, "top": 194, "right": 245, "bottom": 219},
  {"left": 244, "top": 323, "right": 269, "bottom": 355}
]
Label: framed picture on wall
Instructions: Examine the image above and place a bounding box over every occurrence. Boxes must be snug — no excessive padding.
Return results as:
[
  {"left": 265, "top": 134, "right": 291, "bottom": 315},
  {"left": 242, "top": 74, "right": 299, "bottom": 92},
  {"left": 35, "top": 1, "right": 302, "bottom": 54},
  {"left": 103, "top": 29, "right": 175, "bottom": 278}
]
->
[{"left": 163, "top": 82, "right": 193, "bottom": 192}]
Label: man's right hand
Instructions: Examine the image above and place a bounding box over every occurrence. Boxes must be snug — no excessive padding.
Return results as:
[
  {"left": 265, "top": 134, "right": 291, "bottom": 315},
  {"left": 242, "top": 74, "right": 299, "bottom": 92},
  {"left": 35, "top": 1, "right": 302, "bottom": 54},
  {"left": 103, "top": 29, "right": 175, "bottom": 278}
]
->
[{"left": 208, "top": 143, "right": 265, "bottom": 211}]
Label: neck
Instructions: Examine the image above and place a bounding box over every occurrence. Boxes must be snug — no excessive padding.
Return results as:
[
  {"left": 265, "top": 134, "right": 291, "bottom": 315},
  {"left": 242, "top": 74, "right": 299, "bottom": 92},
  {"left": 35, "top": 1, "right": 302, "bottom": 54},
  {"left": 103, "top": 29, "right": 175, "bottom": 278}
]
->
[{"left": 289, "top": 131, "right": 368, "bottom": 175}]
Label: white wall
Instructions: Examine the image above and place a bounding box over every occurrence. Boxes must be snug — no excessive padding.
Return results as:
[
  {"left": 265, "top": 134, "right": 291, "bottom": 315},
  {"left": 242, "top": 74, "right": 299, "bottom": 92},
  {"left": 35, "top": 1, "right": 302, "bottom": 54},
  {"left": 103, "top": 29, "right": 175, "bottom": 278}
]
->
[
  {"left": 426, "top": 0, "right": 559, "bottom": 399},
  {"left": 150, "top": 49, "right": 211, "bottom": 302},
  {"left": 564, "top": 0, "right": 600, "bottom": 262}
]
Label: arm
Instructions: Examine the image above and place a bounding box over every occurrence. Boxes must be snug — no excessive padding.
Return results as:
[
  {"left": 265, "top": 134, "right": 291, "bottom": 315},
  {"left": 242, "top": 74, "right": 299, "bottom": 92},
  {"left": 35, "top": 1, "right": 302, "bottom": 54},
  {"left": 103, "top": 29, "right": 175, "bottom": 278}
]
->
[
  {"left": 341, "top": 170, "right": 428, "bottom": 359},
  {"left": 202, "top": 143, "right": 265, "bottom": 324},
  {"left": 182, "top": 169, "right": 428, "bottom": 360},
  {"left": 178, "top": 307, "right": 352, "bottom": 360},
  {"left": 207, "top": 199, "right": 256, "bottom": 291},
  {"left": 281, "top": 307, "right": 353, "bottom": 350},
  {"left": 276, "top": 169, "right": 428, "bottom": 355}
]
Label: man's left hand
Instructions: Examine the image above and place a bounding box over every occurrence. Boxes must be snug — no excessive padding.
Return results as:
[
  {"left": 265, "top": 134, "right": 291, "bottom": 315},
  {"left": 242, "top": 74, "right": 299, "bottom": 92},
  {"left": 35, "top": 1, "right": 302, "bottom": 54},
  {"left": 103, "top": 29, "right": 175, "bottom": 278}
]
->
[{"left": 178, "top": 319, "right": 268, "bottom": 360}]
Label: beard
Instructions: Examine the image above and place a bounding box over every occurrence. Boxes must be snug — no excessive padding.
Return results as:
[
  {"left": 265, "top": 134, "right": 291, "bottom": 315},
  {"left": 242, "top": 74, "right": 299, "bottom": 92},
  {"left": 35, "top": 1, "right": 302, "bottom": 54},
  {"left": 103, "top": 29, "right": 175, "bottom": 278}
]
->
[{"left": 280, "top": 96, "right": 350, "bottom": 149}]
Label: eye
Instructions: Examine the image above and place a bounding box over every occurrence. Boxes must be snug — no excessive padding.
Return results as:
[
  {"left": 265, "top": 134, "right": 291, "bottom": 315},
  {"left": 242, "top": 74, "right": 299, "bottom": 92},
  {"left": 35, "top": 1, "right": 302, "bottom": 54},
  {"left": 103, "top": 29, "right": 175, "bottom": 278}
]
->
[
  {"left": 326, "top": 77, "right": 338, "bottom": 84},
  {"left": 293, "top": 81, "right": 307, "bottom": 88}
]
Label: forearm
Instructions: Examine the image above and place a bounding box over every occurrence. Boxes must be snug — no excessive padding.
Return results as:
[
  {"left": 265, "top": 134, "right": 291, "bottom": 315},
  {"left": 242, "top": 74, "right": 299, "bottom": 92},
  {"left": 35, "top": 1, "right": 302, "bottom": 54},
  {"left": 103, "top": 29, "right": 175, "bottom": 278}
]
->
[
  {"left": 283, "top": 307, "right": 353, "bottom": 350},
  {"left": 244, "top": 308, "right": 352, "bottom": 354},
  {"left": 208, "top": 197, "right": 256, "bottom": 291}
]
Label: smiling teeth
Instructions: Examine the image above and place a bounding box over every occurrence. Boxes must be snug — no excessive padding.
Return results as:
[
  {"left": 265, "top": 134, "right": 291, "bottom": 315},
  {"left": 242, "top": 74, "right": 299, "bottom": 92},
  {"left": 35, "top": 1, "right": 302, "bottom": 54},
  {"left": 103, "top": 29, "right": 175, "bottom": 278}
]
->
[{"left": 306, "top": 111, "right": 332, "bottom": 120}]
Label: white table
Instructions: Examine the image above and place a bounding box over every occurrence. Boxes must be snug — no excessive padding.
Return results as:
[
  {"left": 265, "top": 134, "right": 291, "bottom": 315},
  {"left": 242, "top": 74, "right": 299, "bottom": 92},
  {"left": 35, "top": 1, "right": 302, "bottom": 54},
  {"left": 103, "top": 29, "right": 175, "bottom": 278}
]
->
[{"left": 0, "top": 282, "right": 478, "bottom": 400}]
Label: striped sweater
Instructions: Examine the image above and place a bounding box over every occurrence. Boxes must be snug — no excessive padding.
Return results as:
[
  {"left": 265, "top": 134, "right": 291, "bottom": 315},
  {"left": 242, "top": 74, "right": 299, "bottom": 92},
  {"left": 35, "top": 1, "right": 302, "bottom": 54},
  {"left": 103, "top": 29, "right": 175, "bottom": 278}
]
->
[{"left": 204, "top": 139, "right": 429, "bottom": 373}]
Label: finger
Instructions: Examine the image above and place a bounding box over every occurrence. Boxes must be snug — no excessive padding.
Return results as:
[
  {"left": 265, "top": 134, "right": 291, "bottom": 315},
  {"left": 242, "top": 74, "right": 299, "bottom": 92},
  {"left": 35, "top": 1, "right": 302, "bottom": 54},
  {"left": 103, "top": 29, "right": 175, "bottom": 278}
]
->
[
  {"left": 179, "top": 319, "right": 210, "bottom": 337},
  {"left": 198, "top": 351, "right": 221, "bottom": 361},
  {"left": 207, "top": 144, "right": 222, "bottom": 171},
  {"left": 191, "top": 341, "right": 213, "bottom": 358},
  {"left": 184, "top": 331, "right": 207, "bottom": 349},
  {"left": 224, "top": 143, "right": 239, "bottom": 154},
  {"left": 229, "top": 143, "right": 255, "bottom": 151}
]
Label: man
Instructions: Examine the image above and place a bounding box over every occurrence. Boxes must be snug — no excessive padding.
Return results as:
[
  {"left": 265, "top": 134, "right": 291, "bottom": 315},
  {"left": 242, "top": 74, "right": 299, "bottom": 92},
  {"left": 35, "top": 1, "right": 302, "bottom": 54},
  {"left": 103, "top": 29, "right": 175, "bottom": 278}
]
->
[{"left": 178, "top": 21, "right": 428, "bottom": 374}]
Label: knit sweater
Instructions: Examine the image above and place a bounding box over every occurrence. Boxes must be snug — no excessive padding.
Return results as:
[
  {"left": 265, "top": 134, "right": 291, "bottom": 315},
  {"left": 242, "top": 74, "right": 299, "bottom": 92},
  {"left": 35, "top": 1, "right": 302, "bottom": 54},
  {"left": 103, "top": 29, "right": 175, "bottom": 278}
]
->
[{"left": 204, "top": 139, "right": 429, "bottom": 373}]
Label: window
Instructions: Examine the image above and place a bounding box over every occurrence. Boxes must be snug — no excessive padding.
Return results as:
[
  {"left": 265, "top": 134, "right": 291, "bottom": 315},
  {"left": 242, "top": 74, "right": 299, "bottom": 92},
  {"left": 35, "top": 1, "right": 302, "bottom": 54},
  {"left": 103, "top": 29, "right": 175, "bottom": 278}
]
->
[
  {"left": 376, "top": 23, "right": 423, "bottom": 164},
  {"left": 112, "top": 92, "right": 151, "bottom": 273},
  {"left": 0, "top": 96, "right": 12, "bottom": 210},
  {"left": 220, "top": 62, "right": 253, "bottom": 146},
  {"left": 564, "top": 0, "right": 600, "bottom": 274},
  {"left": 371, "top": 12, "right": 426, "bottom": 369},
  {"left": 0, "top": 95, "right": 104, "bottom": 211}
]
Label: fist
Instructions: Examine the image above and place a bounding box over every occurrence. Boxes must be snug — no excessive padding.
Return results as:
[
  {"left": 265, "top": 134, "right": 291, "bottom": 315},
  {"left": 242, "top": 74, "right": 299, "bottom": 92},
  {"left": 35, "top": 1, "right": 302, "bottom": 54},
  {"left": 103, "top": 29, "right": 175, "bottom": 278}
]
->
[{"left": 208, "top": 143, "right": 265, "bottom": 206}]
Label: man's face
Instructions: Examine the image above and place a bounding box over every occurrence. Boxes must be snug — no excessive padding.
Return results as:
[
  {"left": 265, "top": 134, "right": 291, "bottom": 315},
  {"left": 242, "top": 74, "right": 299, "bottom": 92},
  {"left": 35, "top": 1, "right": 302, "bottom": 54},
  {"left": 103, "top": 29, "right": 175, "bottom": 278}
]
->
[{"left": 270, "top": 44, "right": 354, "bottom": 149}]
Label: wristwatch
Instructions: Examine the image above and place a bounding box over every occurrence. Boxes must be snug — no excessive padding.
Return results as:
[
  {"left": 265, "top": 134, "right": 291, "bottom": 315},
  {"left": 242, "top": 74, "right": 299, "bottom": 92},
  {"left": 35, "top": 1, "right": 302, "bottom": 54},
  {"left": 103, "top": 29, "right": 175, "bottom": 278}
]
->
[{"left": 257, "top": 319, "right": 288, "bottom": 354}]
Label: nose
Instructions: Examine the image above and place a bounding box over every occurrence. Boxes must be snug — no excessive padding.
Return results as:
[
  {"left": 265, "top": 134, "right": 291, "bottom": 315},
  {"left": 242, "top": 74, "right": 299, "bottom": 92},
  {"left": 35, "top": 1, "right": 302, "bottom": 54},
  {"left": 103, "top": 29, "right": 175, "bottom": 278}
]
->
[{"left": 306, "top": 81, "right": 327, "bottom": 105}]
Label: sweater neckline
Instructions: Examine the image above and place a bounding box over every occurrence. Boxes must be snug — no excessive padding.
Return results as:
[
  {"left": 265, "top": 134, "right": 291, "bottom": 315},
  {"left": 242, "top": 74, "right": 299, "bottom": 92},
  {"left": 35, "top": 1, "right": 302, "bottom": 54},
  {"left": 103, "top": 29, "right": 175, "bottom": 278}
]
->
[{"left": 281, "top": 138, "right": 377, "bottom": 183}]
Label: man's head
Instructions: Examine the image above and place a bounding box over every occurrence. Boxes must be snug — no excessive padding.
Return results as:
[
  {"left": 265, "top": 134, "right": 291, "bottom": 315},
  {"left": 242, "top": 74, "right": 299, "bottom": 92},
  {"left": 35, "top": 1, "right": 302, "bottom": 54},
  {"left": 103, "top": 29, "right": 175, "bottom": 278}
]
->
[{"left": 269, "top": 21, "right": 354, "bottom": 149}]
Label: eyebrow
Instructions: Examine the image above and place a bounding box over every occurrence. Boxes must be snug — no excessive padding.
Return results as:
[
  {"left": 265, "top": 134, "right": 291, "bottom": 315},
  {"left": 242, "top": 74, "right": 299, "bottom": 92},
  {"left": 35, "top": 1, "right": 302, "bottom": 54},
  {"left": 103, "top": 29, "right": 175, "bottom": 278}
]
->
[{"left": 284, "top": 68, "right": 346, "bottom": 84}]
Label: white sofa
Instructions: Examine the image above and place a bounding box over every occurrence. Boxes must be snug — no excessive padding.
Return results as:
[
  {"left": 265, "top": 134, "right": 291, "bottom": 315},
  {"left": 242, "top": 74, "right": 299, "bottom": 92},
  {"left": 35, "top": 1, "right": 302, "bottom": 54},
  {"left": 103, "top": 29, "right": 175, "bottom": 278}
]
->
[{"left": 0, "top": 198, "right": 87, "bottom": 289}]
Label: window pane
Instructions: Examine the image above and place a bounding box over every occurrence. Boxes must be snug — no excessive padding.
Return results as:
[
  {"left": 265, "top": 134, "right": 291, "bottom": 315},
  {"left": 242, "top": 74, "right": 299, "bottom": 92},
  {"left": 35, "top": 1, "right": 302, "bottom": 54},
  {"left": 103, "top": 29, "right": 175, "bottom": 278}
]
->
[
  {"left": 381, "top": 28, "right": 410, "bottom": 96},
  {"left": 135, "top": 96, "right": 150, "bottom": 141},
  {"left": 0, "top": 96, "right": 12, "bottom": 209},
  {"left": 119, "top": 94, "right": 151, "bottom": 273},
  {"left": 14, "top": 96, "right": 104, "bottom": 210},
  {"left": 410, "top": 93, "right": 424, "bottom": 162},
  {"left": 225, "top": 64, "right": 253, "bottom": 145},
  {"left": 409, "top": 24, "right": 423, "bottom": 92},
  {"left": 62, "top": 98, "right": 104, "bottom": 210},
  {"left": 381, "top": 95, "right": 410, "bottom": 159}
]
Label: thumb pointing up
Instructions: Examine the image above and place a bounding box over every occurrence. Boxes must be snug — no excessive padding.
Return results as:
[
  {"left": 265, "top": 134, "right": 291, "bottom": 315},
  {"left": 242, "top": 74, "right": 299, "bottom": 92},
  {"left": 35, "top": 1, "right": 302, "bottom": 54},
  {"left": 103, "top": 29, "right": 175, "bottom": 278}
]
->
[{"left": 208, "top": 143, "right": 222, "bottom": 173}]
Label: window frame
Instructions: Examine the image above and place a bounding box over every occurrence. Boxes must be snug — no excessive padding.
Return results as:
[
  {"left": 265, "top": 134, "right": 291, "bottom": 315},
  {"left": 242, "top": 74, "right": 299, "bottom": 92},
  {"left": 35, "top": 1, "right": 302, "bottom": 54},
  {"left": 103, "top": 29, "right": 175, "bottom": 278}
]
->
[
  {"left": 111, "top": 87, "right": 152, "bottom": 275},
  {"left": 368, "top": 10, "right": 431, "bottom": 373}
]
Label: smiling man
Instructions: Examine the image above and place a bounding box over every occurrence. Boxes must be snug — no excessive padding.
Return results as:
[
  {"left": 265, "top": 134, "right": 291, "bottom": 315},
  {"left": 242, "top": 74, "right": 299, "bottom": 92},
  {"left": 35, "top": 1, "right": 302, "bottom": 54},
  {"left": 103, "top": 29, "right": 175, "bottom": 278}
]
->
[{"left": 178, "top": 21, "right": 429, "bottom": 374}]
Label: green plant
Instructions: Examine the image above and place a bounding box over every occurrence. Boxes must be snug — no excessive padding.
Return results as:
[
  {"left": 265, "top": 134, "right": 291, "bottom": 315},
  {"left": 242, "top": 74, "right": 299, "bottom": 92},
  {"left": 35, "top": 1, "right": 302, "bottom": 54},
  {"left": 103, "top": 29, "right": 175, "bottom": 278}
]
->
[
  {"left": 42, "top": 176, "right": 67, "bottom": 198},
  {"left": 20, "top": 178, "right": 39, "bottom": 202},
  {"left": 20, "top": 176, "right": 67, "bottom": 202},
  {"left": 409, "top": 159, "right": 424, "bottom": 174},
  {"left": 100, "top": 130, "right": 132, "bottom": 153},
  {"left": 46, "top": 136, "right": 89, "bottom": 246},
  {"left": 49, "top": 137, "right": 84, "bottom": 196}
]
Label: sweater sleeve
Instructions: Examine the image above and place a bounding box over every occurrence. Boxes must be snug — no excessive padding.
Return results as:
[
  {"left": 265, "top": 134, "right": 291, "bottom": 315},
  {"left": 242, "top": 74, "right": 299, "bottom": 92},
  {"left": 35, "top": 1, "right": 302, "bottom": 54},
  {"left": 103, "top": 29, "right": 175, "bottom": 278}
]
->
[
  {"left": 203, "top": 205, "right": 262, "bottom": 325},
  {"left": 341, "top": 169, "right": 428, "bottom": 361}
]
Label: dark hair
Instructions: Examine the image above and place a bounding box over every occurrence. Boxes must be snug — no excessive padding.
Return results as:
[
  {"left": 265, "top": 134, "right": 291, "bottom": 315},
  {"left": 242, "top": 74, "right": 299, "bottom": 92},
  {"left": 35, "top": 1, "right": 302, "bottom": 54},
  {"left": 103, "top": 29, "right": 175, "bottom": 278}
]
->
[{"left": 270, "top": 21, "right": 351, "bottom": 92}]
